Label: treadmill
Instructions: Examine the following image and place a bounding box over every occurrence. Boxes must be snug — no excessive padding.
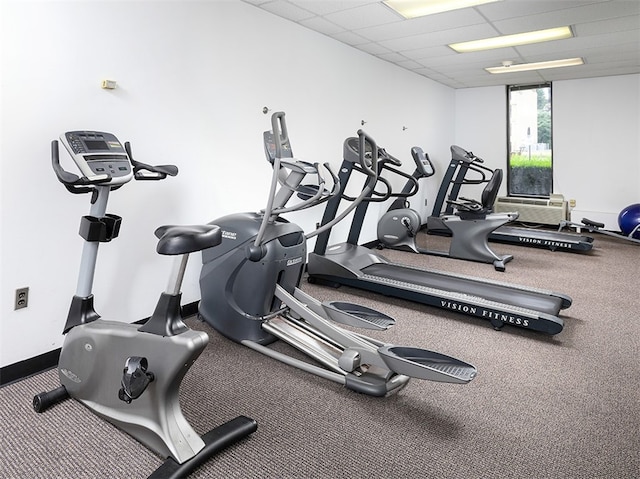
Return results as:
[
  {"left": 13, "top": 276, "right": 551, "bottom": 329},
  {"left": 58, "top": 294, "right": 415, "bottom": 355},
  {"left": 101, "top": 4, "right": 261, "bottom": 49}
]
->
[
  {"left": 427, "top": 145, "right": 594, "bottom": 252},
  {"left": 306, "top": 137, "right": 572, "bottom": 335}
]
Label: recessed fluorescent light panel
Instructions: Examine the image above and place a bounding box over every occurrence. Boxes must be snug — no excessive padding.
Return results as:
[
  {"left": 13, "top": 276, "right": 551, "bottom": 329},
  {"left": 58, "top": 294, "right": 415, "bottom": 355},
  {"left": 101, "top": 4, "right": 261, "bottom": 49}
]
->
[
  {"left": 485, "top": 58, "right": 584, "bottom": 74},
  {"left": 449, "top": 26, "right": 574, "bottom": 52},
  {"left": 384, "top": 0, "right": 502, "bottom": 19}
]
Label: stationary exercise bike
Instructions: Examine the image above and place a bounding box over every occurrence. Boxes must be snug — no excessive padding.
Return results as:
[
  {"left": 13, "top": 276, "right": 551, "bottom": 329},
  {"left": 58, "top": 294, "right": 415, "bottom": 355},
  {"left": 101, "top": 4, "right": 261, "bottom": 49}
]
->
[
  {"left": 33, "top": 131, "right": 256, "bottom": 479},
  {"left": 427, "top": 145, "right": 594, "bottom": 253},
  {"left": 198, "top": 112, "right": 476, "bottom": 397},
  {"left": 377, "top": 145, "right": 517, "bottom": 271}
]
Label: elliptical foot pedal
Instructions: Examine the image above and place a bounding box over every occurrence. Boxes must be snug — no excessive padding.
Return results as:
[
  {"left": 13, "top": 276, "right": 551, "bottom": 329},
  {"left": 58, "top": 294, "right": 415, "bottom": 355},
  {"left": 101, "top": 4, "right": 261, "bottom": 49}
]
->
[
  {"left": 322, "top": 301, "right": 395, "bottom": 330},
  {"left": 378, "top": 346, "right": 477, "bottom": 384},
  {"left": 147, "top": 415, "right": 257, "bottom": 479}
]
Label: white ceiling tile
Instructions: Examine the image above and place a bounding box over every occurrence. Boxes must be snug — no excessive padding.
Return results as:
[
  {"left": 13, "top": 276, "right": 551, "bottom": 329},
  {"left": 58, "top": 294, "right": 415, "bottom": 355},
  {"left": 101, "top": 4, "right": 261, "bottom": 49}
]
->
[
  {"left": 493, "top": 2, "right": 640, "bottom": 35},
  {"left": 357, "top": 42, "right": 393, "bottom": 55},
  {"left": 376, "top": 51, "right": 410, "bottom": 62},
  {"left": 323, "top": 2, "right": 401, "bottom": 30},
  {"left": 402, "top": 45, "right": 454, "bottom": 60},
  {"left": 353, "top": 8, "right": 487, "bottom": 42},
  {"left": 516, "top": 30, "right": 640, "bottom": 57},
  {"left": 378, "top": 24, "right": 500, "bottom": 52},
  {"left": 574, "top": 15, "right": 640, "bottom": 36},
  {"left": 396, "top": 58, "right": 425, "bottom": 70},
  {"left": 477, "top": 0, "right": 609, "bottom": 22},
  {"left": 259, "top": 0, "right": 315, "bottom": 21},
  {"left": 299, "top": 16, "right": 346, "bottom": 35},
  {"left": 287, "top": 0, "right": 378, "bottom": 16},
  {"left": 332, "top": 30, "right": 370, "bottom": 45}
]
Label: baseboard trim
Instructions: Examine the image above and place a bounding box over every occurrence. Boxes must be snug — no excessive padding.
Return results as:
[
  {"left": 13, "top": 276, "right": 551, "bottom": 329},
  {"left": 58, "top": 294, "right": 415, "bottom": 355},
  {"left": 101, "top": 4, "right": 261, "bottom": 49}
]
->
[
  {"left": 0, "top": 301, "right": 200, "bottom": 387},
  {"left": 0, "top": 349, "right": 61, "bottom": 387}
]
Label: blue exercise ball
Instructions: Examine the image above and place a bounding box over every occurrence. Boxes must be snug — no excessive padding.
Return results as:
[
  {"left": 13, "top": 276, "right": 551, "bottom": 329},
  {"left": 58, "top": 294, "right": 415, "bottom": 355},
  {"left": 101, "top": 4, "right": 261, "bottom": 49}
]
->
[{"left": 618, "top": 203, "right": 640, "bottom": 239}]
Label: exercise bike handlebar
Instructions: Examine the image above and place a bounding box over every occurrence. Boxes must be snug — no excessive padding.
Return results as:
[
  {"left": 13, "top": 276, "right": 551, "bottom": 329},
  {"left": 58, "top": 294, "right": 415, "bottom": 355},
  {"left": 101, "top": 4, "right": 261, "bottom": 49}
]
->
[
  {"left": 124, "top": 142, "right": 179, "bottom": 180},
  {"left": 52, "top": 139, "right": 178, "bottom": 195},
  {"left": 51, "top": 140, "right": 112, "bottom": 194}
]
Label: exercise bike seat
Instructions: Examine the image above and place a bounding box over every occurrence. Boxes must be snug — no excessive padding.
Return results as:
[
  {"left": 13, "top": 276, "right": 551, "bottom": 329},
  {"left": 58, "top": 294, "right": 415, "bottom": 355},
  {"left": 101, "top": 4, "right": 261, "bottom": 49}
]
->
[
  {"left": 450, "top": 169, "right": 503, "bottom": 220},
  {"left": 154, "top": 224, "right": 222, "bottom": 255},
  {"left": 481, "top": 168, "right": 502, "bottom": 211}
]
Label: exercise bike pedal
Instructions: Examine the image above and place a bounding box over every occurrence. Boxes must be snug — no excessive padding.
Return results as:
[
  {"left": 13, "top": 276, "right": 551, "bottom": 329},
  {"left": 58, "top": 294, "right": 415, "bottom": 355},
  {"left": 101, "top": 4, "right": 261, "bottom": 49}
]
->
[
  {"left": 119, "top": 356, "right": 155, "bottom": 404},
  {"left": 321, "top": 301, "right": 395, "bottom": 330},
  {"left": 377, "top": 346, "right": 477, "bottom": 384}
]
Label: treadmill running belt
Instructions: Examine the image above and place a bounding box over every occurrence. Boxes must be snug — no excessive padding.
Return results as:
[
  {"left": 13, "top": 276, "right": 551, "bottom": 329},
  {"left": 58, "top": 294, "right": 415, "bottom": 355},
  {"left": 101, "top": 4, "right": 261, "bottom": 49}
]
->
[{"left": 362, "top": 263, "right": 564, "bottom": 315}]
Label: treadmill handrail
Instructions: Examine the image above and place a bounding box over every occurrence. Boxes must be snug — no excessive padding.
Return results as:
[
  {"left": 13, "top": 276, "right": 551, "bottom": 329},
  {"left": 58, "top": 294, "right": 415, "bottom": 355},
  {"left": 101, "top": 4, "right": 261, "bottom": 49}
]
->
[{"left": 306, "top": 130, "right": 379, "bottom": 240}]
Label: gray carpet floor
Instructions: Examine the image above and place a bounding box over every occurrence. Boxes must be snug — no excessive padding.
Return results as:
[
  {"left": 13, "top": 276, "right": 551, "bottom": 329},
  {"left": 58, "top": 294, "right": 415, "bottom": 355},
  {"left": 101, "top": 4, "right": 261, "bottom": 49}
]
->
[{"left": 1, "top": 232, "right": 638, "bottom": 478}]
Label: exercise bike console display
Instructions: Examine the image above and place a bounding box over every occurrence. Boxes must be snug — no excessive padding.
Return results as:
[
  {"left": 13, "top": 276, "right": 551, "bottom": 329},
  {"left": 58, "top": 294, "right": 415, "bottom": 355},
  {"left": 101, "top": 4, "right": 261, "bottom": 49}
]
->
[{"left": 60, "top": 131, "right": 132, "bottom": 185}]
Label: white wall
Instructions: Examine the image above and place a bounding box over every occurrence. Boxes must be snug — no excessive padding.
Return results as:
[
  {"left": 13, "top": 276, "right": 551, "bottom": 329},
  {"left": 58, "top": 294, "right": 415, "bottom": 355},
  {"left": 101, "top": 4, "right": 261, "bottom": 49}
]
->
[
  {"left": 454, "top": 75, "right": 640, "bottom": 228},
  {"left": 454, "top": 86, "right": 507, "bottom": 200},
  {"left": 0, "top": 0, "right": 455, "bottom": 368},
  {"left": 553, "top": 75, "right": 640, "bottom": 226}
]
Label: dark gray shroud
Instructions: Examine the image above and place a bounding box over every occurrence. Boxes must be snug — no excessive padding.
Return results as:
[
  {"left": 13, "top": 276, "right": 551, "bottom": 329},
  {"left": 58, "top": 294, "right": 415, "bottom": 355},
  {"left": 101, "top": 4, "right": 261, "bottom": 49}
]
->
[{"left": 200, "top": 212, "right": 305, "bottom": 345}]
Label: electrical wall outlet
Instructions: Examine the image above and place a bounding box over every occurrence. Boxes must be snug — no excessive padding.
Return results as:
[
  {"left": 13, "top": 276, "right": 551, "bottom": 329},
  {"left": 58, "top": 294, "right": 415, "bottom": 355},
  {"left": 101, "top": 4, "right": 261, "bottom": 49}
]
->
[{"left": 15, "top": 287, "right": 29, "bottom": 310}]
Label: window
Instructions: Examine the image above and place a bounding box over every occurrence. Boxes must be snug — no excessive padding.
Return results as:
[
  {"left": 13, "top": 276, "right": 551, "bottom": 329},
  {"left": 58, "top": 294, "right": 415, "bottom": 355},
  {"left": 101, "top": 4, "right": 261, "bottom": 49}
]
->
[{"left": 507, "top": 83, "right": 552, "bottom": 197}]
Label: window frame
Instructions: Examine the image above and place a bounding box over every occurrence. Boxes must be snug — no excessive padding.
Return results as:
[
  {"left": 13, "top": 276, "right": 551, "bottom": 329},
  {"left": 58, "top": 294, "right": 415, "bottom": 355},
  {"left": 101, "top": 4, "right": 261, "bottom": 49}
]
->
[{"left": 506, "top": 82, "right": 553, "bottom": 198}]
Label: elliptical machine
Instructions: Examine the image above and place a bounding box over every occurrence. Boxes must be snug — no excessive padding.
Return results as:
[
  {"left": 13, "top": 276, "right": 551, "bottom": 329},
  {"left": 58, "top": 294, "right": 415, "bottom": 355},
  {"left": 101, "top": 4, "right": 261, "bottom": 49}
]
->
[
  {"left": 198, "top": 112, "right": 477, "bottom": 397},
  {"left": 377, "top": 145, "right": 517, "bottom": 271},
  {"left": 34, "top": 131, "right": 256, "bottom": 479}
]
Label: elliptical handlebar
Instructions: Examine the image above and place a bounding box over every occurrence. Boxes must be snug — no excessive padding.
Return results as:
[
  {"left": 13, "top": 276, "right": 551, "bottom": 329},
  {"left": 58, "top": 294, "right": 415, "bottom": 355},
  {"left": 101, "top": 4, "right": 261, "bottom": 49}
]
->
[
  {"left": 271, "top": 161, "right": 340, "bottom": 215},
  {"left": 251, "top": 113, "right": 341, "bottom": 257},
  {"left": 271, "top": 111, "right": 289, "bottom": 160}
]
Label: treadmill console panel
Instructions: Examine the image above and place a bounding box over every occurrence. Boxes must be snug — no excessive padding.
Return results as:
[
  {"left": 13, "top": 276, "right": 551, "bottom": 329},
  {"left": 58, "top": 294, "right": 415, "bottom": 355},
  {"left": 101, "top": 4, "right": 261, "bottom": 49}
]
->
[{"left": 60, "top": 131, "right": 133, "bottom": 186}]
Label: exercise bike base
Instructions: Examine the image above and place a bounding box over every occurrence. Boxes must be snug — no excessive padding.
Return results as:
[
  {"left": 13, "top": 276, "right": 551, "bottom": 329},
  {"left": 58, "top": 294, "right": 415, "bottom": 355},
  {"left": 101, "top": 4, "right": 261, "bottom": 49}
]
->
[{"left": 147, "top": 415, "right": 258, "bottom": 479}]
